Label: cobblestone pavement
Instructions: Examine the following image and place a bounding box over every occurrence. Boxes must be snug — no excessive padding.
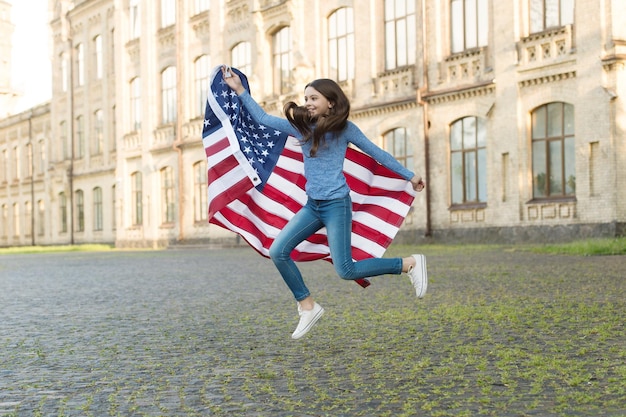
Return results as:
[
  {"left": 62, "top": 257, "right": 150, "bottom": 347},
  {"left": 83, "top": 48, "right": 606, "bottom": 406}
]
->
[{"left": 0, "top": 247, "right": 624, "bottom": 417}]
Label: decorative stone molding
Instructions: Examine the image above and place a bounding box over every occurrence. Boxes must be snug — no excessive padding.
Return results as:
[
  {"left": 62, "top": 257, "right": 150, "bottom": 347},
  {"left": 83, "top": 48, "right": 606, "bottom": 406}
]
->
[
  {"left": 449, "top": 207, "right": 486, "bottom": 224},
  {"left": 153, "top": 124, "right": 175, "bottom": 150},
  {"left": 351, "top": 98, "right": 417, "bottom": 119},
  {"left": 439, "top": 47, "right": 491, "bottom": 88},
  {"left": 123, "top": 132, "right": 140, "bottom": 151},
  {"left": 518, "top": 70, "right": 576, "bottom": 88},
  {"left": 125, "top": 38, "right": 140, "bottom": 63},
  {"left": 189, "top": 11, "right": 210, "bottom": 38},
  {"left": 375, "top": 66, "right": 415, "bottom": 100},
  {"left": 158, "top": 26, "right": 176, "bottom": 49},
  {"left": 421, "top": 81, "right": 495, "bottom": 105},
  {"left": 526, "top": 200, "right": 577, "bottom": 221},
  {"left": 516, "top": 25, "right": 575, "bottom": 71}
]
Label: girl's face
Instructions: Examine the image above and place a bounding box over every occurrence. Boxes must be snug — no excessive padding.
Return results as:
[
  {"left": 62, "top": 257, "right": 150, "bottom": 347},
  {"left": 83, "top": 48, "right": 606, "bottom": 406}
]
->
[{"left": 304, "top": 86, "right": 333, "bottom": 118}]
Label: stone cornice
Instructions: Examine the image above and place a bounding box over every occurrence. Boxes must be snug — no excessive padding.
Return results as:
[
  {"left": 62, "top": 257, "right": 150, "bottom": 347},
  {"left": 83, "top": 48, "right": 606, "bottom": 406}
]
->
[
  {"left": 421, "top": 81, "right": 495, "bottom": 104},
  {"left": 351, "top": 98, "right": 418, "bottom": 119},
  {"left": 518, "top": 71, "right": 576, "bottom": 88}
]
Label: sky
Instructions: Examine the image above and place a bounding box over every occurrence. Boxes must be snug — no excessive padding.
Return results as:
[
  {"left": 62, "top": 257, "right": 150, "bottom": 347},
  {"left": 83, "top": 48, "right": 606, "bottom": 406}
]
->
[{"left": 9, "top": 0, "right": 52, "bottom": 114}]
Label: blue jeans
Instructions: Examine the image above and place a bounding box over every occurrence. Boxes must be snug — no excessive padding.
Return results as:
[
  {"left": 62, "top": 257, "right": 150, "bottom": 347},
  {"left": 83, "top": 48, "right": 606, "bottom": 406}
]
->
[{"left": 269, "top": 196, "right": 403, "bottom": 301}]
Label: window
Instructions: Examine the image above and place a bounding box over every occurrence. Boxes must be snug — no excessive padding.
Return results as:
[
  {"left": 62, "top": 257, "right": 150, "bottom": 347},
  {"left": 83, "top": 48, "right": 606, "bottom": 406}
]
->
[
  {"left": 76, "top": 43, "right": 84, "bottom": 87},
  {"left": 38, "top": 139, "right": 45, "bottom": 174},
  {"left": 75, "top": 190, "right": 84, "bottom": 232},
  {"left": 530, "top": 0, "right": 574, "bottom": 33},
  {"left": 25, "top": 201, "right": 32, "bottom": 237},
  {"left": 60, "top": 121, "right": 69, "bottom": 159},
  {"left": 59, "top": 192, "right": 67, "bottom": 233},
  {"left": 13, "top": 146, "right": 18, "bottom": 180},
  {"left": 273, "top": 27, "right": 291, "bottom": 94},
  {"left": 194, "top": 0, "right": 210, "bottom": 14},
  {"left": 328, "top": 7, "right": 355, "bottom": 82},
  {"left": 383, "top": 128, "right": 413, "bottom": 169},
  {"left": 451, "top": 0, "right": 488, "bottom": 54},
  {"left": 94, "top": 35, "right": 103, "bottom": 79},
  {"left": 1, "top": 204, "right": 7, "bottom": 238},
  {"left": 130, "top": 0, "right": 141, "bottom": 40},
  {"left": 111, "top": 105, "right": 117, "bottom": 151},
  {"left": 76, "top": 115, "right": 84, "bottom": 158},
  {"left": 26, "top": 143, "right": 33, "bottom": 177},
  {"left": 194, "top": 55, "right": 211, "bottom": 116},
  {"left": 93, "top": 187, "right": 103, "bottom": 231},
  {"left": 193, "top": 160, "right": 207, "bottom": 222},
  {"left": 0, "top": 149, "right": 6, "bottom": 182},
  {"left": 61, "top": 53, "right": 68, "bottom": 92},
  {"left": 384, "top": 0, "right": 416, "bottom": 70},
  {"left": 161, "top": 0, "right": 176, "bottom": 28},
  {"left": 450, "top": 117, "right": 487, "bottom": 205},
  {"left": 12, "top": 203, "right": 19, "bottom": 237},
  {"left": 112, "top": 184, "right": 116, "bottom": 230},
  {"left": 161, "top": 167, "right": 175, "bottom": 224},
  {"left": 161, "top": 66, "right": 177, "bottom": 124},
  {"left": 37, "top": 200, "right": 45, "bottom": 236},
  {"left": 231, "top": 42, "right": 251, "bottom": 77},
  {"left": 531, "top": 102, "right": 575, "bottom": 198},
  {"left": 131, "top": 171, "right": 143, "bottom": 226},
  {"left": 130, "top": 77, "right": 141, "bottom": 131},
  {"left": 94, "top": 109, "right": 104, "bottom": 155}
]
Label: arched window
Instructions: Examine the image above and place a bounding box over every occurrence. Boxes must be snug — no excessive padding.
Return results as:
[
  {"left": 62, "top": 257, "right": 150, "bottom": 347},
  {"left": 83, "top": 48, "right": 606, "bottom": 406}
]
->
[
  {"left": 161, "top": 166, "right": 175, "bottom": 224},
  {"left": 231, "top": 42, "right": 252, "bottom": 76},
  {"left": 194, "top": 55, "right": 211, "bottom": 116},
  {"left": 131, "top": 172, "right": 143, "bottom": 226},
  {"left": 59, "top": 192, "right": 67, "bottom": 233},
  {"left": 93, "top": 187, "right": 103, "bottom": 231},
  {"left": 450, "top": 116, "right": 487, "bottom": 205},
  {"left": 75, "top": 190, "right": 84, "bottom": 232},
  {"left": 383, "top": 127, "right": 413, "bottom": 169},
  {"left": 161, "top": 67, "right": 177, "bottom": 124},
  {"left": 531, "top": 102, "right": 575, "bottom": 198},
  {"left": 193, "top": 160, "right": 207, "bottom": 222}
]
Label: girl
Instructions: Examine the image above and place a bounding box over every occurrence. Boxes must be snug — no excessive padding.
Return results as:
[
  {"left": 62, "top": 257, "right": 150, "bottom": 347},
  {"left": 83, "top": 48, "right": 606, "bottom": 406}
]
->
[{"left": 221, "top": 66, "right": 427, "bottom": 339}]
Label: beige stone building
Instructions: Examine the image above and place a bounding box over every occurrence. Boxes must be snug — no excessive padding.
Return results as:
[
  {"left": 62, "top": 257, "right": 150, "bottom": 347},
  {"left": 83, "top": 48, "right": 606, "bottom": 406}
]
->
[{"left": 0, "top": 0, "right": 624, "bottom": 248}]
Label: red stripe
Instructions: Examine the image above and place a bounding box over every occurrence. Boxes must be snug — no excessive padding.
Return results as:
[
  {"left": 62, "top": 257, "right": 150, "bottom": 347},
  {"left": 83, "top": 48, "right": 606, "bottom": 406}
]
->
[
  {"left": 351, "top": 202, "right": 405, "bottom": 227},
  {"left": 208, "top": 175, "right": 252, "bottom": 218},
  {"left": 205, "top": 136, "right": 230, "bottom": 157}
]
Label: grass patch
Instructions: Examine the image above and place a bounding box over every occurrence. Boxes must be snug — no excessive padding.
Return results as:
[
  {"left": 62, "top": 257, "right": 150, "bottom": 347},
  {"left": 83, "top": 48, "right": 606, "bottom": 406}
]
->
[
  {"left": 0, "top": 244, "right": 115, "bottom": 255},
  {"left": 526, "top": 237, "right": 626, "bottom": 256}
]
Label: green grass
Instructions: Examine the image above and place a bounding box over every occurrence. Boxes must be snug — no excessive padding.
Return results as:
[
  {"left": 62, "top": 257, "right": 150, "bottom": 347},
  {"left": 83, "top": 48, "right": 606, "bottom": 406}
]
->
[
  {"left": 0, "top": 244, "right": 115, "bottom": 255},
  {"left": 525, "top": 237, "right": 626, "bottom": 256}
]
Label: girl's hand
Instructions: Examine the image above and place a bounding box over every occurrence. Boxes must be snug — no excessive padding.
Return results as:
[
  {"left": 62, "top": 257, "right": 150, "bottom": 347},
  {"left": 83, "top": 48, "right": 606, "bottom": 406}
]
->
[
  {"left": 221, "top": 65, "right": 245, "bottom": 95},
  {"left": 410, "top": 175, "right": 425, "bottom": 192}
]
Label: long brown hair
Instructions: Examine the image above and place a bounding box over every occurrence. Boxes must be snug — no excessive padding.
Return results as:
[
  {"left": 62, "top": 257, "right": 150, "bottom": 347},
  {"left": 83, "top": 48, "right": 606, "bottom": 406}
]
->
[{"left": 283, "top": 79, "right": 350, "bottom": 157}]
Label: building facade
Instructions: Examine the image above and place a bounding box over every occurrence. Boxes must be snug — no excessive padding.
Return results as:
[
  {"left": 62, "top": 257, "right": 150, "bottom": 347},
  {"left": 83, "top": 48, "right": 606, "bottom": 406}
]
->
[{"left": 0, "top": 0, "right": 624, "bottom": 248}]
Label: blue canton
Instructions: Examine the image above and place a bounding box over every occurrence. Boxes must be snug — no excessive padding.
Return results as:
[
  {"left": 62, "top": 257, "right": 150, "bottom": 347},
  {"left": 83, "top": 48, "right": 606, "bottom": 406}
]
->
[{"left": 202, "top": 67, "right": 289, "bottom": 191}]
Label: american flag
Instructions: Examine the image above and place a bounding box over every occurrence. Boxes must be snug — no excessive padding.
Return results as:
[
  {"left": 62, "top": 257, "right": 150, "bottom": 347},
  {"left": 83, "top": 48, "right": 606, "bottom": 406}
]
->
[{"left": 202, "top": 66, "right": 416, "bottom": 288}]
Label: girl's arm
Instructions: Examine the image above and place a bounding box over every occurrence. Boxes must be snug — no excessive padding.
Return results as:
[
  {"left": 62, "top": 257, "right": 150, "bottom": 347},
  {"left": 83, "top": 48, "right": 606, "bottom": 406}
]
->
[
  {"left": 346, "top": 122, "right": 425, "bottom": 191},
  {"left": 221, "top": 66, "right": 299, "bottom": 137}
]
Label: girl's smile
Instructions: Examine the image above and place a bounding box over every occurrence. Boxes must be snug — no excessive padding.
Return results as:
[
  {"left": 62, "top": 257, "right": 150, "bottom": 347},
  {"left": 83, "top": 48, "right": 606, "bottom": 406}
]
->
[{"left": 304, "top": 86, "right": 333, "bottom": 118}]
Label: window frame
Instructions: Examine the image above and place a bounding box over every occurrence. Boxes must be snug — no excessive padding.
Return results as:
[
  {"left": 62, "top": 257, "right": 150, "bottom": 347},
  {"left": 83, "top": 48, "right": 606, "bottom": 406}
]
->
[
  {"left": 449, "top": 116, "right": 488, "bottom": 207},
  {"left": 328, "top": 7, "right": 355, "bottom": 82}
]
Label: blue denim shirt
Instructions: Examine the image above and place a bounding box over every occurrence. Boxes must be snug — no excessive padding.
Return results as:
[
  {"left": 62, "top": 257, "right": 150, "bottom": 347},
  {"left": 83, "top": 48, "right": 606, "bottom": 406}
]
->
[{"left": 238, "top": 90, "right": 415, "bottom": 200}]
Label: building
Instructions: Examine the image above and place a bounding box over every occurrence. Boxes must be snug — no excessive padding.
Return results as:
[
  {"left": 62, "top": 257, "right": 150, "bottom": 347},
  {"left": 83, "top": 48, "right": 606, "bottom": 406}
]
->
[{"left": 0, "top": 0, "right": 624, "bottom": 248}]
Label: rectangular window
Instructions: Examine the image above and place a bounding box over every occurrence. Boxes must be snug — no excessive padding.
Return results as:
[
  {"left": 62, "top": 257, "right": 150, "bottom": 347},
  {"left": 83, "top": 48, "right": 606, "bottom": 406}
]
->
[
  {"left": 273, "top": 27, "right": 291, "bottom": 94},
  {"left": 195, "top": 55, "right": 211, "bottom": 116},
  {"left": 130, "top": 77, "right": 141, "bottom": 131},
  {"left": 132, "top": 172, "right": 143, "bottom": 226},
  {"left": 161, "top": 0, "right": 176, "bottom": 28},
  {"left": 384, "top": 0, "right": 416, "bottom": 70},
  {"left": 130, "top": 0, "right": 141, "bottom": 39}
]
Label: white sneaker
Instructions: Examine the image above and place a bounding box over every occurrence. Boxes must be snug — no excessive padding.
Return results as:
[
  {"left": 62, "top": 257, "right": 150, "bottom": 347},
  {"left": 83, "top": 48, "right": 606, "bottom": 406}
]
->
[
  {"left": 407, "top": 254, "right": 427, "bottom": 298},
  {"left": 291, "top": 302, "right": 324, "bottom": 339}
]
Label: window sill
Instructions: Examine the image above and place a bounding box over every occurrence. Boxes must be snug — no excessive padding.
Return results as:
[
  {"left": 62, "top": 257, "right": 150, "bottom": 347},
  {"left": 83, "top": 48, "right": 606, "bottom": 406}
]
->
[{"left": 449, "top": 202, "right": 487, "bottom": 211}]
